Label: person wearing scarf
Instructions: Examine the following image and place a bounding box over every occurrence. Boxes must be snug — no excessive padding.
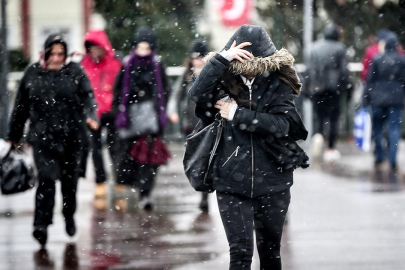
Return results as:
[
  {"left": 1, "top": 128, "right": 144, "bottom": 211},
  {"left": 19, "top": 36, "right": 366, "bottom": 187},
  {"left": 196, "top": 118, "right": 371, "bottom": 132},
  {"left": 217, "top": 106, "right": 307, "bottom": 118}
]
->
[{"left": 113, "top": 27, "right": 171, "bottom": 211}]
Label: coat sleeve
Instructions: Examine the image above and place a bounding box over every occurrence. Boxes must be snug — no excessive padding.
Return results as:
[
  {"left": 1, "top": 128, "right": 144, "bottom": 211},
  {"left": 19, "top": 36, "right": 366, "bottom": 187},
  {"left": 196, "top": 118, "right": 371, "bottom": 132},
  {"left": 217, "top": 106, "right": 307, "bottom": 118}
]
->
[
  {"left": 233, "top": 107, "right": 291, "bottom": 137},
  {"left": 188, "top": 53, "right": 230, "bottom": 106},
  {"left": 7, "top": 71, "right": 31, "bottom": 142},
  {"left": 77, "top": 67, "right": 98, "bottom": 122},
  {"left": 189, "top": 54, "right": 230, "bottom": 124},
  {"left": 233, "top": 84, "right": 297, "bottom": 137}
]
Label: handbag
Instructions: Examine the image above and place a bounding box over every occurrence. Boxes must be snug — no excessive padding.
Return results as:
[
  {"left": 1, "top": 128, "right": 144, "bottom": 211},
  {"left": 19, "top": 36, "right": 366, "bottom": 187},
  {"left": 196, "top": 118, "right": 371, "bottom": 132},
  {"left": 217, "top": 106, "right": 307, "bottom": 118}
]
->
[
  {"left": 183, "top": 115, "right": 223, "bottom": 193},
  {"left": 118, "top": 100, "right": 159, "bottom": 139},
  {"left": 1, "top": 150, "right": 36, "bottom": 195}
]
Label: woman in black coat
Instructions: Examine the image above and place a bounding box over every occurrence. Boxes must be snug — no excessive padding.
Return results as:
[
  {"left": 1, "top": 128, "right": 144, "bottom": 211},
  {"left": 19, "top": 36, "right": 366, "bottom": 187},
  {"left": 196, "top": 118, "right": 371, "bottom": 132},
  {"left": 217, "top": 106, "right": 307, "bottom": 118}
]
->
[
  {"left": 188, "top": 25, "right": 309, "bottom": 270},
  {"left": 7, "top": 34, "right": 99, "bottom": 246}
]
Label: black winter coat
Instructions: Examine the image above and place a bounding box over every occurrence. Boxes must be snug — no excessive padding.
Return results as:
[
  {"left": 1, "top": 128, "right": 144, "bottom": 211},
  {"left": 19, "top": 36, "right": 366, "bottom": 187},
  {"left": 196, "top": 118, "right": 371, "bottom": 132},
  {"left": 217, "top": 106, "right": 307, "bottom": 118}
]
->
[
  {"left": 8, "top": 62, "right": 97, "bottom": 148},
  {"left": 189, "top": 26, "right": 308, "bottom": 198}
]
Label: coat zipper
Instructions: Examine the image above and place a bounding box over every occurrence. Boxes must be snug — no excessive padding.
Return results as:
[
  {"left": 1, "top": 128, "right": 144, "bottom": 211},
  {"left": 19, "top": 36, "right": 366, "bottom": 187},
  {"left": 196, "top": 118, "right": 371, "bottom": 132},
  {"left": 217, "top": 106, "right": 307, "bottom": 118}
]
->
[
  {"left": 249, "top": 88, "right": 254, "bottom": 198},
  {"left": 221, "top": 146, "right": 240, "bottom": 167}
]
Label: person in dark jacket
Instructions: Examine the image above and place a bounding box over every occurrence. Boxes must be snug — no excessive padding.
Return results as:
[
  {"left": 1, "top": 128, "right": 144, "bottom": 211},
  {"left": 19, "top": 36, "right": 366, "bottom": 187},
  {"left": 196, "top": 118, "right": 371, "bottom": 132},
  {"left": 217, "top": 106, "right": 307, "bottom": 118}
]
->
[
  {"left": 188, "top": 25, "right": 309, "bottom": 270},
  {"left": 167, "top": 38, "right": 211, "bottom": 212},
  {"left": 361, "top": 29, "right": 405, "bottom": 83},
  {"left": 7, "top": 34, "right": 99, "bottom": 246},
  {"left": 81, "top": 30, "right": 122, "bottom": 211},
  {"left": 364, "top": 33, "right": 405, "bottom": 170},
  {"left": 114, "top": 27, "right": 171, "bottom": 211},
  {"left": 307, "top": 24, "right": 351, "bottom": 162}
]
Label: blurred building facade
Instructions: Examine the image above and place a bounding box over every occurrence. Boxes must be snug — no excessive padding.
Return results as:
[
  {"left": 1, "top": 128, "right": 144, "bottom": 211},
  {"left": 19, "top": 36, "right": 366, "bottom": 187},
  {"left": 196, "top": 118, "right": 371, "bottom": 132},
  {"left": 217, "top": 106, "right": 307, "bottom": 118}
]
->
[
  {"left": 7, "top": 0, "right": 93, "bottom": 62},
  {"left": 198, "top": 0, "right": 258, "bottom": 51}
]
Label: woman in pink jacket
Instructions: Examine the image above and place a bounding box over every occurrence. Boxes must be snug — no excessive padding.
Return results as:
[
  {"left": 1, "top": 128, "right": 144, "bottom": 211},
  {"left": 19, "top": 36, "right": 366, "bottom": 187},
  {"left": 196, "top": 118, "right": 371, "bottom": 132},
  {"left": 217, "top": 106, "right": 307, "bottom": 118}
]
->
[{"left": 81, "top": 30, "right": 122, "bottom": 210}]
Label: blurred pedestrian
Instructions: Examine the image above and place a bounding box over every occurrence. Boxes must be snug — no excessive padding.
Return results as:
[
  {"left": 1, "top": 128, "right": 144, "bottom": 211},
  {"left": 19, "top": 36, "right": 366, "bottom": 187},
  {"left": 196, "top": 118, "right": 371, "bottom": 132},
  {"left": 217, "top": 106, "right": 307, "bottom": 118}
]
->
[
  {"left": 81, "top": 30, "right": 122, "bottom": 211},
  {"left": 364, "top": 33, "right": 405, "bottom": 171},
  {"left": 167, "top": 38, "right": 211, "bottom": 212},
  {"left": 114, "top": 27, "right": 171, "bottom": 211},
  {"left": 188, "top": 25, "right": 309, "bottom": 270},
  {"left": 360, "top": 29, "right": 403, "bottom": 83},
  {"left": 7, "top": 34, "right": 99, "bottom": 246},
  {"left": 307, "top": 23, "right": 352, "bottom": 162}
]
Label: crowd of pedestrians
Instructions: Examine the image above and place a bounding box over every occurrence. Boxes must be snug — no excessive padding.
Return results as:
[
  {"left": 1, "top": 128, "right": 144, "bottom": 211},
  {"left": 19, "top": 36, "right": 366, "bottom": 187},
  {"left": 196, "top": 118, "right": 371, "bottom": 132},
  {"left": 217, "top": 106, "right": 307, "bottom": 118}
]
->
[{"left": 3, "top": 21, "right": 404, "bottom": 270}]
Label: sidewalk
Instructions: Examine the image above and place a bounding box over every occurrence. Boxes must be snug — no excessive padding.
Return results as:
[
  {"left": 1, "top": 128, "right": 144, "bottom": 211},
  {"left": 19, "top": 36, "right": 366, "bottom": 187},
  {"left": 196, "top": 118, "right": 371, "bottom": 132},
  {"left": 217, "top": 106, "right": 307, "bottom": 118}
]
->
[
  {"left": 319, "top": 139, "right": 405, "bottom": 180},
  {"left": 1, "top": 142, "right": 405, "bottom": 269}
]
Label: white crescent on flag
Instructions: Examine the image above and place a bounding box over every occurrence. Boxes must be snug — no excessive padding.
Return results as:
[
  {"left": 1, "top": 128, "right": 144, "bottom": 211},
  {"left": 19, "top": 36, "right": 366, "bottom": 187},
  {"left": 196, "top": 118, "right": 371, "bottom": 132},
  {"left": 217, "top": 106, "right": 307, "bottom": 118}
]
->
[
  {"left": 223, "top": 0, "right": 247, "bottom": 21},
  {"left": 216, "top": 0, "right": 252, "bottom": 27}
]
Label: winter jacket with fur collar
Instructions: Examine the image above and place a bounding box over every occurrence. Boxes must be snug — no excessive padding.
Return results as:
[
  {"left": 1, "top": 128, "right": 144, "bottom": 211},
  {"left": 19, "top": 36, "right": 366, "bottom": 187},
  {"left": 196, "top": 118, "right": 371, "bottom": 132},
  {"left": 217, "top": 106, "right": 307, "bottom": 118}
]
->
[{"left": 188, "top": 25, "right": 308, "bottom": 198}]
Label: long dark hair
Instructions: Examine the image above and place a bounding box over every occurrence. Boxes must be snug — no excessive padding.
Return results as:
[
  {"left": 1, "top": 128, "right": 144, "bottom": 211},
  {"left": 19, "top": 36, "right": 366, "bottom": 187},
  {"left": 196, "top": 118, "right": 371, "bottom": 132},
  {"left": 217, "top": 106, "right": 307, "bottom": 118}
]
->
[
  {"left": 221, "top": 71, "right": 251, "bottom": 107},
  {"left": 221, "top": 66, "right": 302, "bottom": 108}
]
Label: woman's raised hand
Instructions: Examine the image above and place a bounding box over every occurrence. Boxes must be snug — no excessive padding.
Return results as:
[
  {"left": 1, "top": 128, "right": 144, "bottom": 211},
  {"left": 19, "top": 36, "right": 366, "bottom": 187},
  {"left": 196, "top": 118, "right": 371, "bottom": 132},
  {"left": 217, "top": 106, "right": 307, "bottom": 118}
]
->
[
  {"left": 227, "top": 41, "right": 254, "bottom": 63},
  {"left": 215, "top": 98, "right": 237, "bottom": 119}
]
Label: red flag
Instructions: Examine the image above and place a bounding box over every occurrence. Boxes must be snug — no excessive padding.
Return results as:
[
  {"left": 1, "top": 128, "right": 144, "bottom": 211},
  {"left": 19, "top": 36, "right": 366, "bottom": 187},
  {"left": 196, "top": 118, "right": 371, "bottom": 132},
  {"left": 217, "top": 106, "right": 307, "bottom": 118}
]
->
[{"left": 217, "top": 0, "right": 253, "bottom": 27}]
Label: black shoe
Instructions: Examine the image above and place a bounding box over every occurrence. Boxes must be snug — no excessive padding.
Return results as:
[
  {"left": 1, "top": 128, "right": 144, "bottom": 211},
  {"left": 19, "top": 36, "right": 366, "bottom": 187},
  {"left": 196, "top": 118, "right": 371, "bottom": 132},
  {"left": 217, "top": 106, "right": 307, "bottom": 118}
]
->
[
  {"left": 139, "top": 196, "right": 154, "bottom": 211},
  {"left": 33, "top": 226, "right": 48, "bottom": 246},
  {"left": 65, "top": 218, "right": 76, "bottom": 237},
  {"left": 199, "top": 199, "right": 209, "bottom": 213}
]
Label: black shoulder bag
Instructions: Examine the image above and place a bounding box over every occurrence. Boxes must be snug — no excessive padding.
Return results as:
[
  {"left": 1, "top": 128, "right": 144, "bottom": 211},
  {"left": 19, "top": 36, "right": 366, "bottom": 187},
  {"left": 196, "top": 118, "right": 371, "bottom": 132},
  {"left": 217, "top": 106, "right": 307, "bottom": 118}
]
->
[{"left": 183, "top": 115, "right": 223, "bottom": 193}]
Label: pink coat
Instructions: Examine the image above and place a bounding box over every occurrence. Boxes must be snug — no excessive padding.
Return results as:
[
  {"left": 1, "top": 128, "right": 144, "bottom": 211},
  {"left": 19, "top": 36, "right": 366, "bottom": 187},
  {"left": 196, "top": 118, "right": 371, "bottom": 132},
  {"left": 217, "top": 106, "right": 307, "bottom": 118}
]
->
[{"left": 81, "top": 30, "right": 121, "bottom": 119}]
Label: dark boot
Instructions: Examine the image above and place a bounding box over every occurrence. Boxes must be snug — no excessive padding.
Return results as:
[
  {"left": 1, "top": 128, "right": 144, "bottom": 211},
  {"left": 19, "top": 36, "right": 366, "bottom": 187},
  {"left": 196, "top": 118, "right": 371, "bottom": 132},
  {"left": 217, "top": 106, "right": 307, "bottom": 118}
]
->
[
  {"left": 65, "top": 218, "right": 76, "bottom": 237},
  {"left": 199, "top": 193, "right": 209, "bottom": 212},
  {"left": 33, "top": 226, "right": 48, "bottom": 246}
]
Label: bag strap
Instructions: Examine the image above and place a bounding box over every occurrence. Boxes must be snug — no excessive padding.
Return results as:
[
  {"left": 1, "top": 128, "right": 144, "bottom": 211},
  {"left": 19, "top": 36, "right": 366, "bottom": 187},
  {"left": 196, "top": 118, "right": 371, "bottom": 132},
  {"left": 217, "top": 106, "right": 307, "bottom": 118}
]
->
[{"left": 203, "top": 117, "right": 223, "bottom": 184}]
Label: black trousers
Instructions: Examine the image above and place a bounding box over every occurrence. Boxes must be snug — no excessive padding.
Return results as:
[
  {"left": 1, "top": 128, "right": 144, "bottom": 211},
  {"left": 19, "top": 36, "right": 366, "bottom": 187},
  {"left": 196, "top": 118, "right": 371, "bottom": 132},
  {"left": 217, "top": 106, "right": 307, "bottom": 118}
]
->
[
  {"left": 91, "top": 114, "right": 116, "bottom": 184},
  {"left": 32, "top": 141, "right": 82, "bottom": 226},
  {"left": 79, "top": 114, "right": 116, "bottom": 183},
  {"left": 217, "top": 190, "right": 290, "bottom": 270},
  {"left": 312, "top": 91, "right": 340, "bottom": 148}
]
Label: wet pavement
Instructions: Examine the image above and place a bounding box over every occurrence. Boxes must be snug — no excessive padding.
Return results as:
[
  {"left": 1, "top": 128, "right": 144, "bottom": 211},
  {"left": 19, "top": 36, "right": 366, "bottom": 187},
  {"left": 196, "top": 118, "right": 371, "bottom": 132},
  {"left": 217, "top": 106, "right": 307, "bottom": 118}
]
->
[{"left": 1, "top": 141, "right": 405, "bottom": 269}]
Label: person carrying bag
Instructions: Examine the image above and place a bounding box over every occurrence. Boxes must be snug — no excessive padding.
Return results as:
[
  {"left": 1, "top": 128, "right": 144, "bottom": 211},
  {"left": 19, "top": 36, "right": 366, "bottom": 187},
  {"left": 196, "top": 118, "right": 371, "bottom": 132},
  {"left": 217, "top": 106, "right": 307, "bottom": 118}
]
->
[{"left": 186, "top": 25, "right": 309, "bottom": 270}]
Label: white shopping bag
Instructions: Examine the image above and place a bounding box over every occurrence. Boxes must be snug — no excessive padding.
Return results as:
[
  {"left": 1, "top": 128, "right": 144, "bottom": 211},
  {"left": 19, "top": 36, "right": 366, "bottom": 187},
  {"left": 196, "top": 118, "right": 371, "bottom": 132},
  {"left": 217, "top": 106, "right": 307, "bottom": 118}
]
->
[{"left": 353, "top": 108, "right": 372, "bottom": 152}]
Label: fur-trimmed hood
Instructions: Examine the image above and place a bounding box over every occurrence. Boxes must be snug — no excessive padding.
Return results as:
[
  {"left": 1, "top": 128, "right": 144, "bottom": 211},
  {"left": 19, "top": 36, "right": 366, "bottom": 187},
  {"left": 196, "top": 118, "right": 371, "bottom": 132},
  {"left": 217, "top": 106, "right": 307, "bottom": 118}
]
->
[
  {"left": 204, "top": 25, "right": 302, "bottom": 95},
  {"left": 204, "top": 48, "right": 302, "bottom": 95},
  {"left": 204, "top": 48, "right": 296, "bottom": 76}
]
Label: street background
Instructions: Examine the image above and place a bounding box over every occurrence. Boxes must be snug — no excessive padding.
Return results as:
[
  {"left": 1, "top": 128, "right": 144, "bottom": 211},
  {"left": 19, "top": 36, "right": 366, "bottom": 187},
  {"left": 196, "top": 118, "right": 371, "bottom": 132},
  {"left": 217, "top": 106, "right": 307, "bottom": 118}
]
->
[{"left": 1, "top": 0, "right": 405, "bottom": 269}]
